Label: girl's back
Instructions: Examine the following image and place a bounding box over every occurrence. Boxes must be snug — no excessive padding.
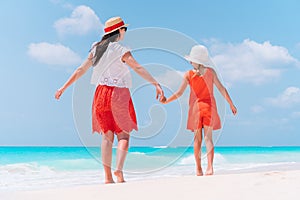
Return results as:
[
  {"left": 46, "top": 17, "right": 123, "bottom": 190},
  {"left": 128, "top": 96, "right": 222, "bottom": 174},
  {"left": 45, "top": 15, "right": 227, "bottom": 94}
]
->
[
  {"left": 187, "top": 67, "right": 221, "bottom": 131},
  {"left": 188, "top": 68, "right": 214, "bottom": 104}
]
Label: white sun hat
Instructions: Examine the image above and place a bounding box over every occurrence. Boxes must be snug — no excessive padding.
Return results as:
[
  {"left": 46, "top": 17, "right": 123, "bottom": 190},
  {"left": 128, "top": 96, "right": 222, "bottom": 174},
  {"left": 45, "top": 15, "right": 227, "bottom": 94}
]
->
[{"left": 184, "top": 45, "right": 213, "bottom": 66}]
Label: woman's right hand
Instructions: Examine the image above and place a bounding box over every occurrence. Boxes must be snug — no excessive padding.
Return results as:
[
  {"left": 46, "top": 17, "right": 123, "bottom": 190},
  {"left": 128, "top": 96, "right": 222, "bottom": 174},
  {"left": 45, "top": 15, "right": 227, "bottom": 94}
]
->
[
  {"left": 55, "top": 88, "right": 64, "bottom": 100},
  {"left": 155, "top": 83, "right": 164, "bottom": 101}
]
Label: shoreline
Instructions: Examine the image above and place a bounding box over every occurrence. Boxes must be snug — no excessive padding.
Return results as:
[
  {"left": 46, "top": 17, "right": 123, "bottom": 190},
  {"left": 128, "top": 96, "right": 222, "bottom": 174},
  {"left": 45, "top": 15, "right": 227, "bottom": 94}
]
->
[{"left": 4, "top": 169, "right": 300, "bottom": 200}]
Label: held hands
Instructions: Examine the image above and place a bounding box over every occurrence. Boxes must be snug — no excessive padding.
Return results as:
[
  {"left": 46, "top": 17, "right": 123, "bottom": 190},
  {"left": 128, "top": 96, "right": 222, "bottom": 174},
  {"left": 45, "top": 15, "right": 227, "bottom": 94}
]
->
[
  {"left": 155, "top": 83, "right": 165, "bottom": 102},
  {"left": 155, "top": 83, "right": 168, "bottom": 104},
  {"left": 155, "top": 83, "right": 167, "bottom": 104},
  {"left": 160, "top": 96, "right": 167, "bottom": 104}
]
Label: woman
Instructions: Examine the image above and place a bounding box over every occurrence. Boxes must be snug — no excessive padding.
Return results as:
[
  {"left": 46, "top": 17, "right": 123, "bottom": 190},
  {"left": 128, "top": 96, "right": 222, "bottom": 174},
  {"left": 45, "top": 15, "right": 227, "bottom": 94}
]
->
[
  {"left": 161, "top": 45, "right": 237, "bottom": 176},
  {"left": 55, "top": 16, "right": 164, "bottom": 183}
]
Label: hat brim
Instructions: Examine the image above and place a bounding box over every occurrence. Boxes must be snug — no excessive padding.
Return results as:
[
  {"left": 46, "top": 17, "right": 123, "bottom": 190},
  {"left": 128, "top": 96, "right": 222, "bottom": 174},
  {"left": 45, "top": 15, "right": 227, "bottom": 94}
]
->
[
  {"left": 104, "top": 24, "right": 129, "bottom": 35},
  {"left": 184, "top": 55, "right": 213, "bottom": 66}
]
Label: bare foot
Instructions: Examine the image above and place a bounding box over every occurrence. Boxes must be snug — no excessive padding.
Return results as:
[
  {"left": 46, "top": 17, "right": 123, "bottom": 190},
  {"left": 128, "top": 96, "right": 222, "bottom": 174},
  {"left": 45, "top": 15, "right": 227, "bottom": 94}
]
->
[
  {"left": 205, "top": 168, "right": 214, "bottom": 176},
  {"left": 114, "top": 170, "right": 125, "bottom": 183},
  {"left": 196, "top": 167, "right": 203, "bottom": 176},
  {"left": 104, "top": 179, "right": 115, "bottom": 184}
]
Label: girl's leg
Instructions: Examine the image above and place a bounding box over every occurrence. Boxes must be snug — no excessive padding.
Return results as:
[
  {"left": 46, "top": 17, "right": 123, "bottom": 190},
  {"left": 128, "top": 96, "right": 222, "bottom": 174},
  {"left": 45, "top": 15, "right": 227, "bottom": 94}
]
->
[
  {"left": 114, "top": 131, "right": 130, "bottom": 183},
  {"left": 101, "top": 131, "right": 115, "bottom": 184},
  {"left": 203, "top": 126, "right": 214, "bottom": 175},
  {"left": 194, "top": 129, "right": 203, "bottom": 176}
]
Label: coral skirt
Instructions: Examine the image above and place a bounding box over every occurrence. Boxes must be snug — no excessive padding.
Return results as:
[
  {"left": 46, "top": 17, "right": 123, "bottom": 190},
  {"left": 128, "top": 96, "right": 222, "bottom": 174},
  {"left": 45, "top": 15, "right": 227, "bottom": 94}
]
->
[{"left": 92, "top": 85, "right": 138, "bottom": 134}]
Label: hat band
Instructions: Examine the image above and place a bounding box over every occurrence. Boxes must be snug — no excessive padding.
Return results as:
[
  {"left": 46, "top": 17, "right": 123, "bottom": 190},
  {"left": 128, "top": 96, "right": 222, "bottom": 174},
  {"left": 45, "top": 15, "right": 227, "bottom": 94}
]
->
[{"left": 104, "top": 21, "right": 125, "bottom": 33}]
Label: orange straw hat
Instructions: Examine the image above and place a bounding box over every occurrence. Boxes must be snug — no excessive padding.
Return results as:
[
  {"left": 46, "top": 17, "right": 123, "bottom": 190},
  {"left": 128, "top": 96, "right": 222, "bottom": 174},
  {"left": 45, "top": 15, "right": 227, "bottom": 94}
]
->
[
  {"left": 103, "top": 16, "right": 129, "bottom": 35},
  {"left": 185, "top": 45, "right": 213, "bottom": 66}
]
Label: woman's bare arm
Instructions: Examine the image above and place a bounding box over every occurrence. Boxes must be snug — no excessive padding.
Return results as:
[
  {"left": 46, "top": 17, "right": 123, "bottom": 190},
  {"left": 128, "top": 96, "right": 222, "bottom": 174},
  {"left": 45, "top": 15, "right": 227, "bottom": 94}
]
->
[
  {"left": 122, "top": 51, "right": 164, "bottom": 100},
  {"left": 55, "top": 53, "right": 93, "bottom": 100}
]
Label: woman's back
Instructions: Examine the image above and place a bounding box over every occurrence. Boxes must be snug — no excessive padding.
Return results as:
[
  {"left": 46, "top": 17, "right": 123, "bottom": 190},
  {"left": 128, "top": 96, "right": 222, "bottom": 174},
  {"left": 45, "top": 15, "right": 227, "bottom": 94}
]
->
[{"left": 90, "top": 42, "right": 132, "bottom": 88}]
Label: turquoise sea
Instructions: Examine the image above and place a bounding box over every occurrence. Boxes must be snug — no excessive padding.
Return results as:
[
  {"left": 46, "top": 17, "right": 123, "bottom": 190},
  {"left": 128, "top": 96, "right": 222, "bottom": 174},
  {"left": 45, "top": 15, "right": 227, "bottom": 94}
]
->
[{"left": 1, "top": 146, "right": 300, "bottom": 190}]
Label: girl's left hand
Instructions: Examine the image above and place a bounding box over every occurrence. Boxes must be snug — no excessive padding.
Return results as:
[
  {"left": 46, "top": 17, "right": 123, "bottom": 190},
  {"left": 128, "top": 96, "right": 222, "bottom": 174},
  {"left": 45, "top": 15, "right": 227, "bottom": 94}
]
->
[{"left": 160, "top": 96, "right": 167, "bottom": 104}]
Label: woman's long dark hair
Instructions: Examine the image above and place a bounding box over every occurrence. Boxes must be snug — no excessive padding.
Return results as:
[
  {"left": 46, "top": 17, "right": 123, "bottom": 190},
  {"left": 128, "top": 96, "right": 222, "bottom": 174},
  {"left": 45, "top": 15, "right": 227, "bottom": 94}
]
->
[{"left": 91, "top": 30, "right": 120, "bottom": 66}]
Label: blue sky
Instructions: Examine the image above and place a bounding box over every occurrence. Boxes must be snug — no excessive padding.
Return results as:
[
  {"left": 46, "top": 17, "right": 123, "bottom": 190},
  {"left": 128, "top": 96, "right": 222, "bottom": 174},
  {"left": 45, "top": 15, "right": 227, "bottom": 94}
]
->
[{"left": 1, "top": 0, "right": 300, "bottom": 147}]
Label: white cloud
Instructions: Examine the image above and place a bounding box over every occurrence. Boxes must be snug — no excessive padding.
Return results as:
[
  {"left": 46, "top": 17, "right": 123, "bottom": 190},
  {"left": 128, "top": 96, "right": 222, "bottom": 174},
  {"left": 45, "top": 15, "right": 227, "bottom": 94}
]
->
[
  {"left": 209, "top": 39, "right": 299, "bottom": 85},
  {"left": 291, "top": 111, "right": 300, "bottom": 118},
  {"left": 250, "top": 105, "right": 264, "bottom": 113},
  {"left": 28, "top": 42, "right": 82, "bottom": 66},
  {"left": 266, "top": 87, "right": 300, "bottom": 108},
  {"left": 54, "top": 5, "right": 102, "bottom": 36}
]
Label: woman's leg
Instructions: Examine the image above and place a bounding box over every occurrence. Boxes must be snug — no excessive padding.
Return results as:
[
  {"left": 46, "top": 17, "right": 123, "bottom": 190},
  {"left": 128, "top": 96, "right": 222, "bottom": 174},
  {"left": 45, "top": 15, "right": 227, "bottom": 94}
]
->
[
  {"left": 203, "top": 126, "right": 214, "bottom": 175},
  {"left": 101, "top": 131, "right": 115, "bottom": 183},
  {"left": 194, "top": 129, "right": 203, "bottom": 176},
  {"left": 114, "top": 131, "right": 130, "bottom": 183}
]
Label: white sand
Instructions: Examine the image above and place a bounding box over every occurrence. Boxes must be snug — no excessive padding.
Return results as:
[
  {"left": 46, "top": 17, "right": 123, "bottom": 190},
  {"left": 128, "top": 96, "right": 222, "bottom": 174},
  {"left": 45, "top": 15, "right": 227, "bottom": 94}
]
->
[{"left": 4, "top": 170, "right": 300, "bottom": 200}]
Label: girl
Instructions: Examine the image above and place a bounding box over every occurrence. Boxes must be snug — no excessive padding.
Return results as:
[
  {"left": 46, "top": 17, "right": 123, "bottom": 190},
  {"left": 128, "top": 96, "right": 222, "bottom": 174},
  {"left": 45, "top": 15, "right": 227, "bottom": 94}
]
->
[
  {"left": 161, "top": 45, "right": 237, "bottom": 175},
  {"left": 55, "top": 16, "right": 164, "bottom": 183}
]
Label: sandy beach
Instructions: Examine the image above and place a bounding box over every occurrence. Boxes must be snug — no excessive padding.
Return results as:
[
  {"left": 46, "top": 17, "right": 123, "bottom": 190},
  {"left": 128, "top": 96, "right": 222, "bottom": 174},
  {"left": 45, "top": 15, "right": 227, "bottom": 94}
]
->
[{"left": 3, "top": 169, "right": 299, "bottom": 200}]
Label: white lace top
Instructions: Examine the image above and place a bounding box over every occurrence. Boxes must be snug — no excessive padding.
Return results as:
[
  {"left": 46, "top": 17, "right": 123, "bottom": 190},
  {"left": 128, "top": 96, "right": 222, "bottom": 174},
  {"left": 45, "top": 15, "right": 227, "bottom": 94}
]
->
[{"left": 90, "top": 42, "right": 132, "bottom": 88}]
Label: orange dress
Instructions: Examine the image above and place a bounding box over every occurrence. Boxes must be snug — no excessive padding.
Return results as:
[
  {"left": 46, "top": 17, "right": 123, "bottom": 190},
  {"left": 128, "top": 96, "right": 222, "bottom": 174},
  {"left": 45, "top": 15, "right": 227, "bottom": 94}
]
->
[{"left": 187, "top": 68, "right": 221, "bottom": 131}]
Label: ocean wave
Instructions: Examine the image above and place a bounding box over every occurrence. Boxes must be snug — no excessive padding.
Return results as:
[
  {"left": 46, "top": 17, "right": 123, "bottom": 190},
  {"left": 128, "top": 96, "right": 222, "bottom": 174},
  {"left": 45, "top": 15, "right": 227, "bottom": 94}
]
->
[
  {"left": 42, "top": 158, "right": 101, "bottom": 170},
  {"left": 2, "top": 147, "right": 300, "bottom": 190},
  {"left": 153, "top": 146, "right": 168, "bottom": 149},
  {"left": 128, "top": 152, "right": 146, "bottom": 155},
  {"left": 178, "top": 153, "right": 227, "bottom": 165},
  {"left": 0, "top": 163, "right": 56, "bottom": 175},
  {"left": 0, "top": 162, "right": 102, "bottom": 191}
]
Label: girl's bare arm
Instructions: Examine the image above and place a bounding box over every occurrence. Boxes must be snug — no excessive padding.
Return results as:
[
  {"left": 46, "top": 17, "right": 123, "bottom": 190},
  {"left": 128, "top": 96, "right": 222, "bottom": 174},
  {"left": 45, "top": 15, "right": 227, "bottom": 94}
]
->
[
  {"left": 163, "top": 72, "right": 189, "bottom": 104},
  {"left": 212, "top": 69, "right": 237, "bottom": 115}
]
